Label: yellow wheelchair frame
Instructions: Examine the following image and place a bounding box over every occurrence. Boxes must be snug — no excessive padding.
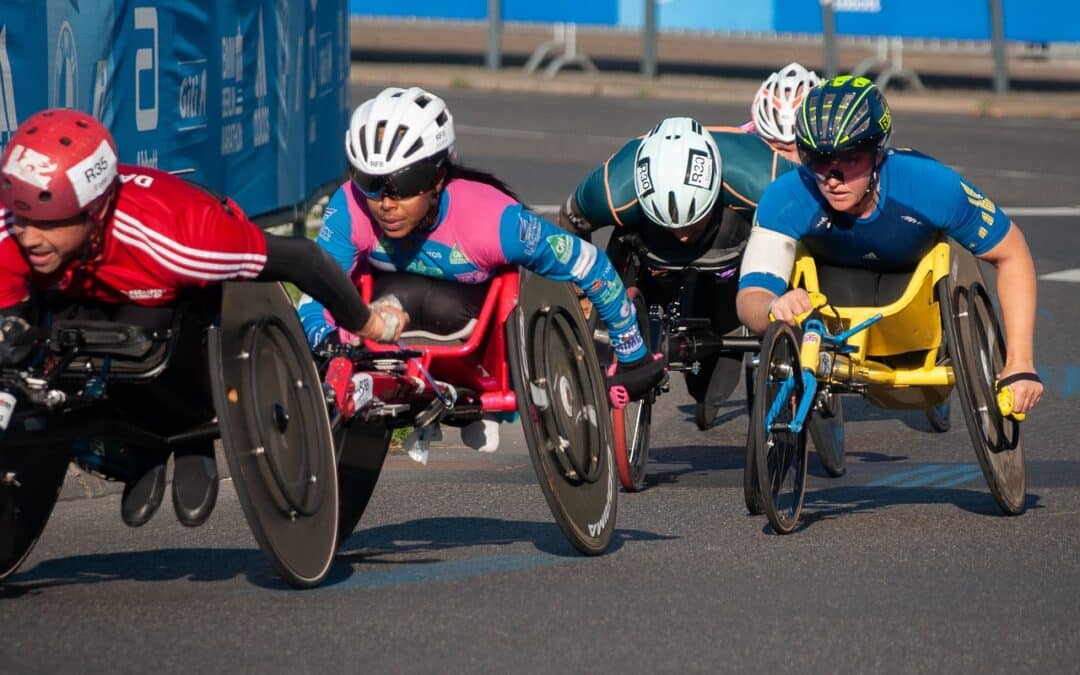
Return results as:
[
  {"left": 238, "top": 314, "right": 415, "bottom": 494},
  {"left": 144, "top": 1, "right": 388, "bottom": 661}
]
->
[{"left": 746, "top": 240, "right": 1027, "bottom": 534}]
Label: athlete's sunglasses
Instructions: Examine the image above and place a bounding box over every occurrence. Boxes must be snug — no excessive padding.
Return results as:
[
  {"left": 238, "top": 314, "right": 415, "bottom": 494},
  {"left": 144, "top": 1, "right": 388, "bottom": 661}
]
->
[
  {"left": 799, "top": 148, "right": 876, "bottom": 183},
  {"left": 353, "top": 161, "right": 443, "bottom": 200}
]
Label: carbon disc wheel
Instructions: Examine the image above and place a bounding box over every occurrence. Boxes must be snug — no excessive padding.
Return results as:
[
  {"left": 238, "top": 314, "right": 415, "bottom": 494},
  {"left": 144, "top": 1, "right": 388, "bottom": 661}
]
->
[
  {"left": 210, "top": 282, "right": 339, "bottom": 588},
  {"left": 509, "top": 272, "right": 616, "bottom": 555}
]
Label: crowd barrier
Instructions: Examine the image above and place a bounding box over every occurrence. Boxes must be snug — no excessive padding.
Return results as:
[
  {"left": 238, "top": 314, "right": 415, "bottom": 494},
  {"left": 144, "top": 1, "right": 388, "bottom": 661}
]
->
[{"left": 0, "top": 0, "right": 350, "bottom": 227}]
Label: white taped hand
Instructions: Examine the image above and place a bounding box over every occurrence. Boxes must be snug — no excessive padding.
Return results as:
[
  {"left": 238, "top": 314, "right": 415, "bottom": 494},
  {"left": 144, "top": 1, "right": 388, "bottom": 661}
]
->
[{"left": 370, "top": 294, "right": 406, "bottom": 342}]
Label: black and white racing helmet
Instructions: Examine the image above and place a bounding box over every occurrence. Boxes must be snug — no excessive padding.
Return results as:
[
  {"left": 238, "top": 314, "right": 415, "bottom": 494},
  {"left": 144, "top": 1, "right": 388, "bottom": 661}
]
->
[
  {"left": 345, "top": 86, "right": 456, "bottom": 176},
  {"left": 634, "top": 117, "right": 722, "bottom": 229}
]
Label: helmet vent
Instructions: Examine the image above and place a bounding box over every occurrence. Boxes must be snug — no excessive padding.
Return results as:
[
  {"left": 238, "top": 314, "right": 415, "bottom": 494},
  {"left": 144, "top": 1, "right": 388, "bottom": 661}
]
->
[
  {"left": 667, "top": 191, "right": 679, "bottom": 223},
  {"left": 38, "top": 191, "right": 52, "bottom": 203},
  {"left": 415, "top": 94, "right": 431, "bottom": 108},
  {"left": 435, "top": 111, "right": 448, "bottom": 127},
  {"left": 402, "top": 138, "right": 423, "bottom": 160},
  {"left": 76, "top": 120, "right": 88, "bottom": 128},
  {"left": 685, "top": 197, "right": 697, "bottom": 224},
  {"left": 59, "top": 137, "right": 72, "bottom": 146},
  {"left": 373, "top": 121, "right": 386, "bottom": 154},
  {"left": 357, "top": 126, "right": 368, "bottom": 160},
  {"left": 385, "top": 126, "right": 407, "bottom": 162}
]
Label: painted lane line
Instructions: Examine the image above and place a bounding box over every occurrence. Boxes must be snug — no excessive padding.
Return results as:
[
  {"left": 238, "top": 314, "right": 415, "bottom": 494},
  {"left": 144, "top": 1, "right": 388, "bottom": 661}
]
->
[
  {"left": 866, "top": 464, "right": 948, "bottom": 487},
  {"left": 321, "top": 553, "right": 575, "bottom": 592},
  {"left": 935, "top": 467, "right": 987, "bottom": 488},
  {"left": 895, "top": 464, "right": 980, "bottom": 488},
  {"left": 1040, "top": 268, "right": 1080, "bottom": 282}
]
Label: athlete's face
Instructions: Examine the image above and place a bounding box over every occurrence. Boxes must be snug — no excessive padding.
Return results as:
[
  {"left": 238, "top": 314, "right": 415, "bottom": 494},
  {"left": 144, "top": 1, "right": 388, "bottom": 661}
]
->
[
  {"left": 804, "top": 149, "right": 877, "bottom": 215},
  {"left": 11, "top": 212, "right": 95, "bottom": 274},
  {"left": 366, "top": 187, "right": 441, "bottom": 239}
]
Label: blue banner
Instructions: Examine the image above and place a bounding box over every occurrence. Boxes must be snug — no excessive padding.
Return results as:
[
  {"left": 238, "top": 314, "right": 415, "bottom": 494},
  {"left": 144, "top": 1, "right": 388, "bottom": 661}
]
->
[
  {"left": 0, "top": 0, "right": 349, "bottom": 224},
  {"left": 350, "top": 0, "right": 1080, "bottom": 42}
]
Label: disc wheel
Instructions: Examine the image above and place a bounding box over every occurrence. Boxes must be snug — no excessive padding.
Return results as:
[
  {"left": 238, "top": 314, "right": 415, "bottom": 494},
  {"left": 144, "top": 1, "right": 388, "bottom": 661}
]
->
[
  {"left": 210, "top": 282, "right": 339, "bottom": 588},
  {"left": 808, "top": 391, "right": 845, "bottom": 477},
  {"left": 509, "top": 273, "right": 617, "bottom": 556},
  {"left": 752, "top": 322, "right": 809, "bottom": 534},
  {"left": 333, "top": 420, "right": 391, "bottom": 550},
  {"left": 0, "top": 441, "right": 69, "bottom": 583},
  {"left": 940, "top": 276, "right": 1025, "bottom": 515},
  {"left": 610, "top": 287, "right": 654, "bottom": 492}
]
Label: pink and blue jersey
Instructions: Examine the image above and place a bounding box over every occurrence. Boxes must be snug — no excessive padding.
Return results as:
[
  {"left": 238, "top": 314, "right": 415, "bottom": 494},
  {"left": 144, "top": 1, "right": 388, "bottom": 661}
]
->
[{"left": 298, "top": 178, "right": 646, "bottom": 362}]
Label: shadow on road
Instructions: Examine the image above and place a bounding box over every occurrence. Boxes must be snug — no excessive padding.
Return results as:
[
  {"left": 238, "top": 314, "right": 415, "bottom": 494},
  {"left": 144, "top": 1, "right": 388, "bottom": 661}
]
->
[
  {"left": 333, "top": 515, "right": 676, "bottom": 569},
  {"left": 795, "top": 486, "right": 1043, "bottom": 532},
  {"left": 0, "top": 546, "right": 285, "bottom": 596}
]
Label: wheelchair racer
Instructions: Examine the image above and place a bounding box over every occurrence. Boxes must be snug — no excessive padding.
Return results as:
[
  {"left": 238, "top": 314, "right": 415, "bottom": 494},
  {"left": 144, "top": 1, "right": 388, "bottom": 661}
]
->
[
  {"left": 740, "top": 62, "right": 821, "bottom": 163},
  {"left": 297, "top": 86, "right": 667, "bottom": 453},
  {"left": 559, "top": 116, "right": 799, "bottom": 428},
  {"left": 0, "top": 109, "right": 407, "bottom": 529},
  {"left": 736, "top": 76, "right": 1043, "bottom": 415}
]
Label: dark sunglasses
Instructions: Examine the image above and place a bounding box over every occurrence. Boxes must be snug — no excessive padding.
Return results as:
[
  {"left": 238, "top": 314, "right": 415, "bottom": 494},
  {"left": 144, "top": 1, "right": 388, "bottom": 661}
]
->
[
  {"left": 799, "top": 148, "right": 875, "bottom": 182},
  {"left": 353, "top": 161, "right": 443, "bottom": 200}
]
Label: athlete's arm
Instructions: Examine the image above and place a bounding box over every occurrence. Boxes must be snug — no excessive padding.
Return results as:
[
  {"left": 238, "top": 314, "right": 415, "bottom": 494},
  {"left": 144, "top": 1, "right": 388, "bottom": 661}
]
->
[
  {"left": 975, "top": 222, "right": 1042, "bottom": 413},
  {"left": 500, "top": 205, "right": 647, "bottom": 363}
]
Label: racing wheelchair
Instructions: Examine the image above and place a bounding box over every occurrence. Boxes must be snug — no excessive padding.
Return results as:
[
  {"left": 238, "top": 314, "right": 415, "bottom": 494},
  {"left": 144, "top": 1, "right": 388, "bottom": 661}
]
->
[
  {"left": 317, "top": 268, "right": 618, "bottom": 556},
  {"left": 746, "top": 240, "right": 1027, "bottom": 534},
  {"left": 594, "top": 229, "right": 844, "bottom": 493},
  {"left": 0, "top": 282, "right": 341, "bottom": 588}
]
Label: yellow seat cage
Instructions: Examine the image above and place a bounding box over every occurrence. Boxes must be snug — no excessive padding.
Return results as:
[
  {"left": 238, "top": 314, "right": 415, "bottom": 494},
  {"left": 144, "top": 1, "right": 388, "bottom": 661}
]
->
[{"left": 791, "top": 242, "right": 956, "bottom": 409}]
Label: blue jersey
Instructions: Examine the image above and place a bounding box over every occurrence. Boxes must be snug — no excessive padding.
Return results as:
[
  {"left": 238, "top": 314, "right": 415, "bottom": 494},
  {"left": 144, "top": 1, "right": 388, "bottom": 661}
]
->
[
  {"left": 739, "top": 149, "right": 1012, "bottom": 296},
  {"left": 298, "top": 178, "right": 647, "bottom": 362}
]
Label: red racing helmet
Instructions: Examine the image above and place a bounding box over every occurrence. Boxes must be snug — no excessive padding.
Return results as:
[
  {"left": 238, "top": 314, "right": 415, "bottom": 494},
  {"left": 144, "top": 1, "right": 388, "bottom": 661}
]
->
[{"left": 0, "top": 108, "right": 119, "bottom": 222}]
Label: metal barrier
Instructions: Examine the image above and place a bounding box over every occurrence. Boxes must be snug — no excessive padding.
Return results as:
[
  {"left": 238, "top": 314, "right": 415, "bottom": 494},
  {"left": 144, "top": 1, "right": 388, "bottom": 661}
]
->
[{"left": 352, "top": 0, "right": 1080, "bottom": 92}]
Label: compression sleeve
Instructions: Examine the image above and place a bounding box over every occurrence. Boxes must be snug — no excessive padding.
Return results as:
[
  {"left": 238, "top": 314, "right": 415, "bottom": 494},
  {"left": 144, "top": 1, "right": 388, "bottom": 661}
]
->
[
  {"left": 260, "top": 234, "right": 371, "bottom": 336},
  {"left": 500, "top": 205, "right": 647, "bottom": 363},
  {"left": 294, "top": 188, "right": 366, "bottom": 347}
]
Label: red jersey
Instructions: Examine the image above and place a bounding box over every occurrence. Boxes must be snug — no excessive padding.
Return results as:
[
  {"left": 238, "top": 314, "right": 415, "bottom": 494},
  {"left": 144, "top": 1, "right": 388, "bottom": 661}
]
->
[{"left": 0, "top": 165, "right": 267, "bottom": 310}]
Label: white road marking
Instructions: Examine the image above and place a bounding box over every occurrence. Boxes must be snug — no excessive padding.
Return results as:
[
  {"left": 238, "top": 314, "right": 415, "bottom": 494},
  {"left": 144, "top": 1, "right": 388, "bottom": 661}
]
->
[{"left": 1040, "top": 268, "right": 1080, "bottom": 282}]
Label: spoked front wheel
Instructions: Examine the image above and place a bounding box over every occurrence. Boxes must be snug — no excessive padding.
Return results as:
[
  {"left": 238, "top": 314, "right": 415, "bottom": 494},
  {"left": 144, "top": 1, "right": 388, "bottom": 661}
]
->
[
  {"left": 941, "top": 276, "right": 1026, "bottom": 515},
  {"left": 752, "top": 322, "right": 809, "bottom": 534}
]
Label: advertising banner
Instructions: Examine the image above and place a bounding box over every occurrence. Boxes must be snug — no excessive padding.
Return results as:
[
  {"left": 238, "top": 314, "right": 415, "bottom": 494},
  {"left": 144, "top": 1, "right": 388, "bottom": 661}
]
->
[{"left": 0, "top": 0, "right": 349, "bottom": 224}]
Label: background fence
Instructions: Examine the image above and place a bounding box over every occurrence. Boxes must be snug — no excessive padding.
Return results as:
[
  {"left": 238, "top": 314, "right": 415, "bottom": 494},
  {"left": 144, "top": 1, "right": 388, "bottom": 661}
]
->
[{"left": 0, "top": 0, "right": 350, "bottom": 227}]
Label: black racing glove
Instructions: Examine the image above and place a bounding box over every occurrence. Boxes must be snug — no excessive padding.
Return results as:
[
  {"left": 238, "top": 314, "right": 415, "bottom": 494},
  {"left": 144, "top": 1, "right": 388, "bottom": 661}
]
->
[
  {"left": 606, "top": 353, "right": 667, "bottom": 409},
  {"left": 0, "top": 316, "right": 37, "bottom": 366}
]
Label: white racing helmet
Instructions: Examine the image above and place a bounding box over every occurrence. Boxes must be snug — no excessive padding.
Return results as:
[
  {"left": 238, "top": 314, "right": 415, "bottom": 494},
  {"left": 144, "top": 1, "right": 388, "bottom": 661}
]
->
[
  {"left": 345, "top": 86, "right": 456, "bottom": 176},
  {"left": 751, "top": 62, "right": 821, "bottom": 144},
  {"left": 634, "top": 117, "right": 722, "bottom": 229}
]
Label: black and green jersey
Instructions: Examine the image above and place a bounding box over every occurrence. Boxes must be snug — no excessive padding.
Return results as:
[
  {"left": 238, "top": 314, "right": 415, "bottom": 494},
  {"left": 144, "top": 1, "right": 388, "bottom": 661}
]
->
[{"left": 572, "top": 127, "right": 798, "bottom": 260}]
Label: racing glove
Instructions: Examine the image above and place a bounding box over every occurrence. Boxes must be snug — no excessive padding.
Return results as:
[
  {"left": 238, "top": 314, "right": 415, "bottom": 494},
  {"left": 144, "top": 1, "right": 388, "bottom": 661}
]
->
[
  {"left": 606, "top": 352, "right": 667, "bottom": 409},
  {"left": 0, "top": 316, "right": 37, "bottom": 366}
]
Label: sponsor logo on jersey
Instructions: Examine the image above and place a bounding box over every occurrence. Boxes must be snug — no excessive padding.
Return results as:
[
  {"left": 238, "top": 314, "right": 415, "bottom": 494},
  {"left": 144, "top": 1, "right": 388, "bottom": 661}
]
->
[
  {"left": 813, "top": 215, "right": 831, "bottom": 230},
  {"left": 518, "top": 211, "right": 543, "bottom": 255},
  {"left": 455, "top": 271, "right": 489, "bottom": 283},
  {"left": 449, "top": 245, "right": 470, "bottom": 265},
  {"left": 863, "top": 251, "right": 879, "bottom": 261},
  {"left": 613, "top": 331, "right": 644, "bottom": 357},
  {"left": 961, "top": 181, "right": 996, "bottom": 214},
  {"left": 125, "top": 288, "right": 166, "bottom": 300},
  {"left": 547, "top": 234, "right": 574, "bottom": 264},
  {"left": 684, "top": 148, "right": 715, "bottom": 190},
  {"left": 618, "top": 299, "right": 632, "bottom": 319},
  {"left": 599, "top": 279, "right": 622, "bottom": 304},
  {"left": 901, "top": 214, "right": 922, "bottom": 225}
]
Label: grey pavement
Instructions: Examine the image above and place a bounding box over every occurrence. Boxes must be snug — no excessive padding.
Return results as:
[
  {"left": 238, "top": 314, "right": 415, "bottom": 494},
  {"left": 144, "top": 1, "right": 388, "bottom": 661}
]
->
[{"left": 351, "top": 18, "right": 1080, "bottom": 119}]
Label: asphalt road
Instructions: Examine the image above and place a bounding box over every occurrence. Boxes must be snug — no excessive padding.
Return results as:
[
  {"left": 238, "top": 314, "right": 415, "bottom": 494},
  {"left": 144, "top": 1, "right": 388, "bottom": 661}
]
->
[{"left": 2, "top": 87, "right": 1079, "bottom": 673}]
